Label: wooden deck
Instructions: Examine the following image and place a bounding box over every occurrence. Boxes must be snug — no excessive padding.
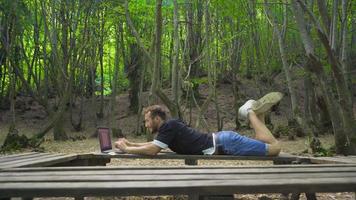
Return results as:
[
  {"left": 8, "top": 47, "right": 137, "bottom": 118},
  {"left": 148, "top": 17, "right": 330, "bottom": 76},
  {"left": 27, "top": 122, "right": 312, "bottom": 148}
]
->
[{"left": 0, "top": 164, "right": 355, "bottom": 198}]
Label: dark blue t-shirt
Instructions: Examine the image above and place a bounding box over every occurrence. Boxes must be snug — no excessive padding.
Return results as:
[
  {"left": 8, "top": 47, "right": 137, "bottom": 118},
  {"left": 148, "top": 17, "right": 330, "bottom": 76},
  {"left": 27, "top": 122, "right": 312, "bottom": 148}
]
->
[{"left": 154, "top": 119, "right": 214, "bottom": 155}]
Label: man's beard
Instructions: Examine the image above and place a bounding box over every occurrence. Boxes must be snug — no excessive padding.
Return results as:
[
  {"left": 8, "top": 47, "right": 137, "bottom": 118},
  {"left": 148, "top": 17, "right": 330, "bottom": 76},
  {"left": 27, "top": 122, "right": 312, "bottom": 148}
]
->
[{"left": 151, "top": 122, "right": 159, "bottom": 133}]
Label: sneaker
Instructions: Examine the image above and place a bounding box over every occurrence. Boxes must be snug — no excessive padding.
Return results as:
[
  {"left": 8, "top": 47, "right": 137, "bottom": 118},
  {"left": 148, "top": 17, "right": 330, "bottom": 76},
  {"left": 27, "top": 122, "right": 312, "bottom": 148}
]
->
[
  {"left": 238, "top": 99, "right": 256, "bottom": 120},
  {"left": 252, "top": 92, "right": 283, "bottom": 115}
]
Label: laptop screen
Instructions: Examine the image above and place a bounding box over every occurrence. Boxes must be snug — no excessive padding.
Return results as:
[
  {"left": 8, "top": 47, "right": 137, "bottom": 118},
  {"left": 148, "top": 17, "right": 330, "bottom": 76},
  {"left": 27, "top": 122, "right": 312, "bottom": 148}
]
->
[{"left": 98, "top": 127, "right": 112, "bottom": 152}]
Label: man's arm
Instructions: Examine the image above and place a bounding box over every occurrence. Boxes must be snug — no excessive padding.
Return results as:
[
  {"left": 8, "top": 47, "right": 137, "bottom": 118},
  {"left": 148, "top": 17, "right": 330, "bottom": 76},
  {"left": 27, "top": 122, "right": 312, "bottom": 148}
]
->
[
  {"left": 115, "top": 140, "right": 162, "bottom": 155},
  {"left": 117, "top": 138, "right": 152, "bottom": 147}
]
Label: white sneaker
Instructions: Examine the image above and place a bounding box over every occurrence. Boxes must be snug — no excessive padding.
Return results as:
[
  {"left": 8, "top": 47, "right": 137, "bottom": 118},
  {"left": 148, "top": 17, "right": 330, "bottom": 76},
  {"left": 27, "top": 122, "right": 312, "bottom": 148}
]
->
[
  {"left": 252, "top": 92, "right": 283, "bottom": 115},
  {"left": 238, "top": 99, "right": 256, "bottom": 120}
]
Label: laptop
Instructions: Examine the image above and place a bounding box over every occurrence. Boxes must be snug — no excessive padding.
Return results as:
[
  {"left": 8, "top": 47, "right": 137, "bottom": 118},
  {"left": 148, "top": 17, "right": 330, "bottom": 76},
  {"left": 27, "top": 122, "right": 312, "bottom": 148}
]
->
[{"left": 97, "top": 127, "right": 124, "bottom": 154}]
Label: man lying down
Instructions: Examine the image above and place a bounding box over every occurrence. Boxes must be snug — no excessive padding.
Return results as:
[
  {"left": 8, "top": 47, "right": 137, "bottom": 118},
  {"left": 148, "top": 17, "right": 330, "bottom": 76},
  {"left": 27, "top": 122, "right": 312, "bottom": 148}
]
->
[{"left": 115, "top": 92, "right": 283, "bottom": 157}]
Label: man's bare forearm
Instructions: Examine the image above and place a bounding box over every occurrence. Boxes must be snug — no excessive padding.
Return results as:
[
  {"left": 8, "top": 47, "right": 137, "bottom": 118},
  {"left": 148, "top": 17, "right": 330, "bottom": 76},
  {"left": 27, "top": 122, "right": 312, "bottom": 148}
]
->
[
  {"left": 125, "top": 146, "right": 158, "bottom": 155},
  {"left": 127, "top": 141, "right": 153, "bottom": 147}
]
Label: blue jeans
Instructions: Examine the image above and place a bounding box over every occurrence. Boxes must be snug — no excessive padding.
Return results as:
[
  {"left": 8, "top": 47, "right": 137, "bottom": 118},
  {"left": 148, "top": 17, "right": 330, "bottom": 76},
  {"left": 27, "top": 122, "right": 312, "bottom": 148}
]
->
[{"left": 216, "top": 131, "right": 268, "bottom": 156}]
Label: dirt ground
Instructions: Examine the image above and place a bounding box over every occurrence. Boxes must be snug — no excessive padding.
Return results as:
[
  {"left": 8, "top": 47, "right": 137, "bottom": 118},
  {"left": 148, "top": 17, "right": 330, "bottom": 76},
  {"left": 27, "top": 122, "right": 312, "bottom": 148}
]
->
[{"left": 1, "top": 80, "right": 355, "bottom": 200}]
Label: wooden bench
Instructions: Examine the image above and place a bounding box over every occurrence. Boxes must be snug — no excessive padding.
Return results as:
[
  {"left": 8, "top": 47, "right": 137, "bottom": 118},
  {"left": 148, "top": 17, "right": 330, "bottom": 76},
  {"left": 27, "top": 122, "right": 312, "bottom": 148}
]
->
[
  {"left": 0, "top": 152, "right": 110, "bottom": 169},
  {"left": 0, "top": 164, "right": 355, "bottom": 199}
]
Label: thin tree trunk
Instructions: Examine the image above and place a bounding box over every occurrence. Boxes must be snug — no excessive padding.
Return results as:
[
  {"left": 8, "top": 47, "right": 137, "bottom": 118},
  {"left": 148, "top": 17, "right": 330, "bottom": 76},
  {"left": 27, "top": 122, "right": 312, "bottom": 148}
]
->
[
  {"left": 248, "top": 0, "right": 262, "bottom": 72},
  {"left": 8, "top": 55, "right": 16, "bottom": 133},
  {"left": 135, "top": 55, "right": 146, "bottom": 135},
  {"left": 330, "top": 0, "right": 339, "bottom": 50},
  {"left": 53, "top": 0, "right": 70, "bottom": 141},
  {"left": 264, "top": 1, "right": 304, "bottom": 130},
  {"left": 109, "top": 23, "right": 121, "bottom": 130},
  {"left": 41, "top": 0, "right": 49, "bottom": 104},
  {"left": 151, "top": 0, "right": 163, "bottom": 103},
  {"left": 316, "top": 0, "right": 331, "bottom": 34},
  {"left": 229, "top": 17, "right": 243, "bottom": 130},
  {"left": 172, "top": 0, "right": 180, "bottom": 112},
  {"left": 97, "top": 10, "right": 105, "bottom": 119},
  {"left": 340, "top": 0, "right": 350, "bottom": 87},
  {"left": 0, "top": 65, "right": 7, "bottom": 107}
]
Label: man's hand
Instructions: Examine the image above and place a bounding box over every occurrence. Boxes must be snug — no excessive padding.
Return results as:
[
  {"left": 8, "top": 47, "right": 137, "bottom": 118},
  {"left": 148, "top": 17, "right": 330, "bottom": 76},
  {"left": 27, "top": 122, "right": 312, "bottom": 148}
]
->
[
  {"left": 117, "top": 138, "right": 129, "bottom": 144},
  {"left": 115, "top": 139, "right": 128, "bottom": 152},
  {"left": 114, "top": 139, "right": 162, "bottom": 155}
]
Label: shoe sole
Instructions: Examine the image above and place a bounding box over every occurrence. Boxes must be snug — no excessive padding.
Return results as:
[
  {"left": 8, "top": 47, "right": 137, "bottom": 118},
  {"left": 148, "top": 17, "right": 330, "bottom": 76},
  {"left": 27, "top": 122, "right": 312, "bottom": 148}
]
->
[{"left": 252, "top": 92, "right": 283, "bottom": 115}]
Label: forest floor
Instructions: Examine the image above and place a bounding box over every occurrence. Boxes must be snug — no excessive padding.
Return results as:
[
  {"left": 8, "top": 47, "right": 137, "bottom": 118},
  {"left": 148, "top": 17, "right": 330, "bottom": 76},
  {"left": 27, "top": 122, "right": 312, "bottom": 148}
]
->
[{"left": 0, "top": 76, "right": 355, "bottom": 200}]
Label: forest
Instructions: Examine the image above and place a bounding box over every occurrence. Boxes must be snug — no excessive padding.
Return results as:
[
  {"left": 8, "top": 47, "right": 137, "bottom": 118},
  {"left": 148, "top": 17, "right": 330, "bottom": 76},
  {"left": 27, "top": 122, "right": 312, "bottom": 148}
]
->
[{"left": 0, "top": 0, "right": 355, "bottom": 155}]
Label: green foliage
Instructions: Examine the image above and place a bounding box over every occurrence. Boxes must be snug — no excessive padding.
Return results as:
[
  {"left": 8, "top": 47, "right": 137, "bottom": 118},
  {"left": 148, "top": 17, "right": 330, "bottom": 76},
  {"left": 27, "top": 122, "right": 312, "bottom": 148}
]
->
[
  {"left": 274, "top": 125, "right": 289, "bottom": 138},
  {"left": 182, "top": 77, "right": 208, "bottom": 94},
  {"left": 295, "top": 67, "right": 307, "bottom": 78},
  {"left": 0, "top": 132, "right": 30, "bottom": 153},
  {"left": 193, "top": 77, "right": 208, "bottom": 84},
  {"left": 274, "top": 120, "right": 304, "bottom": 140},
  {"left": 308, "top": 136, "right": 336, "bottom": 157}
]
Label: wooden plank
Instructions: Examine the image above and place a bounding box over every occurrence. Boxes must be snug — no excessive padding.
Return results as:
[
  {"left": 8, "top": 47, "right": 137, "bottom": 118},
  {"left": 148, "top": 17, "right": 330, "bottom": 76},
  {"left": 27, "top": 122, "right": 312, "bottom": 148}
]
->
[
  {"left": 1, "top": 163, "right": 355, "bottom": 172},
  {"left": 1, "top": 164, "right": 356, "bottom": 173},
  {"left": 1, "top": 166, "right": 355, "bottom": 176},
  {"left": 0, "top": 172, "right": 354, "bottom": 182},
  {"left": 0, "top": 154, "right": 65, "bottom": 167},
  {"left": 0, "top": 153, "right": 57, "bottom": 166},
  {"left": 0, "top": 154, "right": 78, "bottom": 169},
  {"left": 85, "top": 152, "right": 299, "bottom": 163},
  {"left": 0, "top": 152, "right": 42, "bottom": 162},
  {"left": 308, "top": 156, "right": 356, "bottom": 164},
  {"left": 0, "top": 177, "right": 355, "bottom": 197}
]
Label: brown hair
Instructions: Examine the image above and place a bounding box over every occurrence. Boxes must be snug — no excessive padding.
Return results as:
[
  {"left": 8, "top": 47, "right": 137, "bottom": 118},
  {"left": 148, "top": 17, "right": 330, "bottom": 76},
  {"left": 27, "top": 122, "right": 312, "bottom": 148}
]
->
[{"left": 143, "top": 105, "right": 168, "bottom": 120}]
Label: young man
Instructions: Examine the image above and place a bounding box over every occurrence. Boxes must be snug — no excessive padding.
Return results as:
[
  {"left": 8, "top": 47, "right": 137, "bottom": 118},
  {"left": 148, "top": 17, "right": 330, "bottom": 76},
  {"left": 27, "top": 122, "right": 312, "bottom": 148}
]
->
[{"left": 115, "top": 92, "right": 283, "bottom": 156}]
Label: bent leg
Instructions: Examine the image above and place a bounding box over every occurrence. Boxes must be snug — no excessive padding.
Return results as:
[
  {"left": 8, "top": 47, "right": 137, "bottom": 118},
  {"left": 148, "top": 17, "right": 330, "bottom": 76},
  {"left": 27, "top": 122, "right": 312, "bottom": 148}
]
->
[{"left": 248, "top": 111, "right": 281, "bottom": 156}]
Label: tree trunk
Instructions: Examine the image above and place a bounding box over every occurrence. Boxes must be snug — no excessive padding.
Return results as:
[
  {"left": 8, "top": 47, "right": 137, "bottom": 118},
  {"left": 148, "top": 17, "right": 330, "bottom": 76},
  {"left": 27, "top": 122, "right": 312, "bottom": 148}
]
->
[
  {"left": 150, "top": 0, "right": 163, "bottom": 106},
  {"left": 127, "top": 43, "right": 141, "bottom": 113},
  {"left": 53, "top": 109, "right": 67, "bottom": 141}
]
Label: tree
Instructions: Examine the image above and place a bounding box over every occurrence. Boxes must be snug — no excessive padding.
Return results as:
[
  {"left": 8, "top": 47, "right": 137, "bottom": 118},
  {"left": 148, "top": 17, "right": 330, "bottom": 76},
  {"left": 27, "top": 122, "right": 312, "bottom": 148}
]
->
[{"left": 291, "top": 0, "right": 356, "bottom": 154}]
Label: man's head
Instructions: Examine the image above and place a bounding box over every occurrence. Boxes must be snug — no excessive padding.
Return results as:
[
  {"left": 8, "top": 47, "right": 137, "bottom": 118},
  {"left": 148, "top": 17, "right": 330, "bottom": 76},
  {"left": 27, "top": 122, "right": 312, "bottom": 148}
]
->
[{"left": 143, "top": 105, "right": 168, "bottom": 133}]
